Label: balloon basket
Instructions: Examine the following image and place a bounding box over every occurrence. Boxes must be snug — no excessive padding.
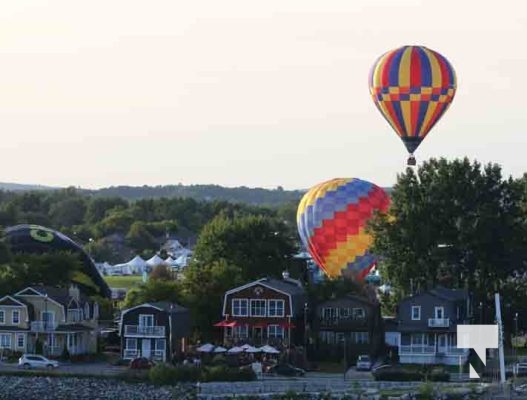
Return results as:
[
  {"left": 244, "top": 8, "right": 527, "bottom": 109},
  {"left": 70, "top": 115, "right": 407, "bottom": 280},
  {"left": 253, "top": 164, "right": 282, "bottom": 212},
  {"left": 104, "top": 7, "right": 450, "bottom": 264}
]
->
[{"left": 407, "top": 155, "right": 416, "bottom": 166}]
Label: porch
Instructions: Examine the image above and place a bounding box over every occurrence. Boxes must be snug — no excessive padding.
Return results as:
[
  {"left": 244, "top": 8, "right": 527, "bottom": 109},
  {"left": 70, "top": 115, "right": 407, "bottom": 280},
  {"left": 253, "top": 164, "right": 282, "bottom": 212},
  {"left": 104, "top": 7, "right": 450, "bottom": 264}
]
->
[
  {"left": 122, "top": 337, "right": 166, "bottom": 361},
  {"left": 215, "top": 321, "right": 295, "bottom": 349},
  {"left": 27, "top": 331, "right": 94, "bottom": 357},
  {"left": 398, "top": 332, "right": 470, "bottom": 366}
]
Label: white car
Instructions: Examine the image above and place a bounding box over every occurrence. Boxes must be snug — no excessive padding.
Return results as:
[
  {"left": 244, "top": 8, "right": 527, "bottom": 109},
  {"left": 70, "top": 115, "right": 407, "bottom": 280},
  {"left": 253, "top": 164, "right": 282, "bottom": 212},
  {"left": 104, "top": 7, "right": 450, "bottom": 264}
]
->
[
  {"left": 356, "top": 355, "right": 372, "bottom": 371},
  {"left": 18, "top": 354, "right": 59, "bottom": 370}
]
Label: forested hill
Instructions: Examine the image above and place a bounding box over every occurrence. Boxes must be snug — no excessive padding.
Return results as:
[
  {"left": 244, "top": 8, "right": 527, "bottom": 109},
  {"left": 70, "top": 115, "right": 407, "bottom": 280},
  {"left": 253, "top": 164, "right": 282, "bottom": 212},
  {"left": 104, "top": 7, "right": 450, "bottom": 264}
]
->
[
  {"left": 0, "top": 182, "right": 391, "bottom": 206},
  {"left": 89, "top": 184, "right": 304, "bottom": 206}
]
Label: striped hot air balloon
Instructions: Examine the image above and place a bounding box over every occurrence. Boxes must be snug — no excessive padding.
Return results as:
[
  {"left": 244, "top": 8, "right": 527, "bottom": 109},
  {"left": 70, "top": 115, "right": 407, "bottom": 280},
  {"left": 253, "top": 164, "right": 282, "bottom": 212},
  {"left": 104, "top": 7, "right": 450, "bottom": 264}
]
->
[
  {"left": 297, "top": 178, "right": 390, "bottom": 280},
  {"left": 369, "top": 45, "right": 457, "bottom": 166}
]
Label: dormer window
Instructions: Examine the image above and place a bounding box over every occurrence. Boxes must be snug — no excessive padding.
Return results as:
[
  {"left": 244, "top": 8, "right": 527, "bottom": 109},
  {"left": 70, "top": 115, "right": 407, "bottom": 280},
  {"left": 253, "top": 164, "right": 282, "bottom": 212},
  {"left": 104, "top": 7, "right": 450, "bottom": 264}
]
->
[{"left": 411, "top": 306, "right": 421, "bottom": 320}]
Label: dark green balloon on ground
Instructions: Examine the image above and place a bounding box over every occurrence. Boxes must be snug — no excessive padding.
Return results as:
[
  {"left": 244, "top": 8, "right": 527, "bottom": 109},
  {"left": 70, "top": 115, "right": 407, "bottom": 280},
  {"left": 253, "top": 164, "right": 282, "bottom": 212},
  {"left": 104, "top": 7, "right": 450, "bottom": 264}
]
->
[{"left": 3, "top": 224, "right": 111, "bottom": 298}]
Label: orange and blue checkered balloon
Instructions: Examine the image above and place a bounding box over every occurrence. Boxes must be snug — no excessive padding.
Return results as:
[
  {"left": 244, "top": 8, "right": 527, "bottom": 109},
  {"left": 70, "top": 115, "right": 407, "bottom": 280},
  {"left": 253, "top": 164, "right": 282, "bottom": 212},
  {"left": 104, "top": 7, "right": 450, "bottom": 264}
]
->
[
  {"left": 369, "top": 45, "right": 457, "bottom": 163},
  {"left": 297, "top": 178, "right": 390, "bottom": 280}
]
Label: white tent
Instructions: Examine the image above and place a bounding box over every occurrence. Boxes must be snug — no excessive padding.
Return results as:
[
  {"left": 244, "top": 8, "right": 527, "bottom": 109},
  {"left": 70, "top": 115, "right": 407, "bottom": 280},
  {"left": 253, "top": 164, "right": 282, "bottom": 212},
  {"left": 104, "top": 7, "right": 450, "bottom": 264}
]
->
[
  {"left": 165, "top": 256, "right": 175, "bottom": 265},
  {"left": 259, "top": 345, "right": 280, "bottom": 354},
  {"left": 174, "top": 254, "right": 192, "bottom": 268},
  {"left": 244, "top": 346, "right": 261, "bottom": 353},
  {"left": 127, "top": 255, "right": 147, "bottom": 274},
  {"left": 227, "top": 346, "right": 244, "bottom": 354},
  {"left": 197, "top": 343, "right": 215, "bottom": 352},
  {"left": 213, "top": 346, "right": 227, "bottom": 353},
  {"left": 146, "top": 254, "right": 165, "bottom": 267}
]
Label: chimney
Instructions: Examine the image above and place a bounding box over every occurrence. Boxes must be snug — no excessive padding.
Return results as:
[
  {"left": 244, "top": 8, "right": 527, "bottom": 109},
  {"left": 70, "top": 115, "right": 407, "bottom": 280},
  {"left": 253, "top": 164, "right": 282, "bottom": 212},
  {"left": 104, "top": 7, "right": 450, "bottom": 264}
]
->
[{"left": 69, "top": 284, "right": 80, "bottom": 301}]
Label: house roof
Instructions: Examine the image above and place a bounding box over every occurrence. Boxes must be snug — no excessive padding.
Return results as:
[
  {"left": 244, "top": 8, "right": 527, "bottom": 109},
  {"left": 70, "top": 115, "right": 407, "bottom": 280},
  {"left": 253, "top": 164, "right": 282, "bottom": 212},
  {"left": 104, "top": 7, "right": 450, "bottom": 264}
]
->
[
  {"left": 149, "top": 301, "right": 189, "bottom": 314},
  {"left": 16, "top": 286, "right": 91, "bottom": 308},
  {"left": 318, "top": 294, "right": 375, "bottom": 308},
  {"left": 0, "top": 326, "right": 30, "bottom": 332},
  {"left": 428, "top": 287, "right": 468, "bottom": 301}
]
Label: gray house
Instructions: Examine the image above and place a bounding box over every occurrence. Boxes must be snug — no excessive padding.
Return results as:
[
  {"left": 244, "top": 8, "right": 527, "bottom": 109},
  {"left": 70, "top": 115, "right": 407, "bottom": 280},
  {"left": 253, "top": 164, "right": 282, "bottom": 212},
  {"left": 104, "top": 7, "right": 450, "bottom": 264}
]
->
[{"left": 396, "top": 287, "right": 471, "bottom": 366}]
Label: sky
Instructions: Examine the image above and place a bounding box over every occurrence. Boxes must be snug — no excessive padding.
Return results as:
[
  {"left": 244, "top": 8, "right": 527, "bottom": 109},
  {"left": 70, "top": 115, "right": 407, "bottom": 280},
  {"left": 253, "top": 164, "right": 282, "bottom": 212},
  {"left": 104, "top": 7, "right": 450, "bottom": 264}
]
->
[{"left": 1, "top": 0, "right": 526, "bottom": 190}]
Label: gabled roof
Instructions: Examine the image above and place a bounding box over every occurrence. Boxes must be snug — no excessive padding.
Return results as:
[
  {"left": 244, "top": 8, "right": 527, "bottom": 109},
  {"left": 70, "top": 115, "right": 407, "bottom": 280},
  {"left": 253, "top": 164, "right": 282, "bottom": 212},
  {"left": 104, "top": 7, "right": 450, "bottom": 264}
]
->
[
  {"left": 0, "top": 295, "right": 26, "bottom": 307},
  {"left": 15, "top": 286, "right": 90, "bottom": 307},
  {"left": 400, "top": 287, "right": 468, "bottom": 304},
  {"left": 318, "top": 294, "right": 375, "bottom": 308}
]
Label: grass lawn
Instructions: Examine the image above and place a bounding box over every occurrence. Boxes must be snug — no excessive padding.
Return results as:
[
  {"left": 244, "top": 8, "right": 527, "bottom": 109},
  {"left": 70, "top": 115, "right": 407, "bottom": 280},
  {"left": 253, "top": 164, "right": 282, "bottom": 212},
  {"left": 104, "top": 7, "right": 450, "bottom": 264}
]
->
[{"left": 104, "top": 275, "right": 144, "bottom": 289}]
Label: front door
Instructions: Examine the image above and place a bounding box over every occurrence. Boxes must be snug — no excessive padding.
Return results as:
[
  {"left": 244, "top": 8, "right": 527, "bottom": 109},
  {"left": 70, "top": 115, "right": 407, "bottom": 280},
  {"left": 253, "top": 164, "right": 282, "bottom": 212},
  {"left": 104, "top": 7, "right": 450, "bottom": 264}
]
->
[
  {"left": 253, "top": 327, "right": 262, "bottom": 344},
  {"left": 438, "top": 334, "right": 447, "bottom": 353},
  {"left": 142, "top": 339, "right": 151, "bottom": 358}
]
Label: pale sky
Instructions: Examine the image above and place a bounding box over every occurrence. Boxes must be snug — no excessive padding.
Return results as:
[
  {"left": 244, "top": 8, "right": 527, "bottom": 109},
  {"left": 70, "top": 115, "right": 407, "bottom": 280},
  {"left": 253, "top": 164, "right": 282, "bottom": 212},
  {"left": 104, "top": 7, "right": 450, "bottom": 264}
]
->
[{"left": 1, "top": 0, "right": 526, "bottom": 190}]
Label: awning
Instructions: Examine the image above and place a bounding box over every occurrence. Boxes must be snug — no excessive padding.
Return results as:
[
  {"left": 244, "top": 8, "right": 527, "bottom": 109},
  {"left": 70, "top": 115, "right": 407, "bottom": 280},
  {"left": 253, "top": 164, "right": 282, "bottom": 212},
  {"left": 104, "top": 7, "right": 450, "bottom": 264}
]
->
[
  {"left": 280, "top": 322, "right": 296, "bottom": 329},
  {"left": 251, "top": 322, "right": 268, "bottom": 328},
  {"left": 214, "top": 320, "right": 237, "bottom": 327}
]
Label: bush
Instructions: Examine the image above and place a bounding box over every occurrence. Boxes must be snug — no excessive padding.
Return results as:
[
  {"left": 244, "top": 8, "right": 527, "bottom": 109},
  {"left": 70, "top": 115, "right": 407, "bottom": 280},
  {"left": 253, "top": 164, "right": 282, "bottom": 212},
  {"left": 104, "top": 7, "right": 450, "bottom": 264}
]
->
[
  {"left": 211, "top": 354, "right": 227, "bottom": 366},
  {"left": 200, "top": 365, "right": 256, "bottom": 382},
  {"left": 373, "top": 366, "right": 422, "bottom": 381},
  {"left": 149, "top": 364, "right": 200, "bottom": 385}
]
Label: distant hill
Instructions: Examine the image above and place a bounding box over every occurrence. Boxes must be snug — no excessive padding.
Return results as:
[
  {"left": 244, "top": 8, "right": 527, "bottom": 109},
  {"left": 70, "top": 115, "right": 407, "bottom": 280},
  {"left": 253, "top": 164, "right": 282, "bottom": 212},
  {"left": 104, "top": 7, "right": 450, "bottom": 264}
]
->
[
  {"left": 0, "top": 182, "right": 58, "bottom": 191},
  {"left": 1, "top": 182, "right": 392, "bottom": 206}
]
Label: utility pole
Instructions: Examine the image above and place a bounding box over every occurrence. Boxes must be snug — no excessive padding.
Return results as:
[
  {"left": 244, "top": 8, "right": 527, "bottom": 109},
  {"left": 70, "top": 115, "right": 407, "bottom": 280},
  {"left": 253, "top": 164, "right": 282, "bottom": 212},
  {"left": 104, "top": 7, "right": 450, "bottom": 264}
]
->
[{"left": 495, "top": 293, "right": 506, "bottom": 384}]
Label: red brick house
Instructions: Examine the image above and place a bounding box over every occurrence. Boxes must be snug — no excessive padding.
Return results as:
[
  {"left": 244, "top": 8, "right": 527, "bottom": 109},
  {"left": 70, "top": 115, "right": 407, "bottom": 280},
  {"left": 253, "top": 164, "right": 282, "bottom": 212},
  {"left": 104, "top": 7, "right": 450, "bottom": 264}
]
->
[{"left": 216, "top": 272, "right": 307, "bottom": 349}]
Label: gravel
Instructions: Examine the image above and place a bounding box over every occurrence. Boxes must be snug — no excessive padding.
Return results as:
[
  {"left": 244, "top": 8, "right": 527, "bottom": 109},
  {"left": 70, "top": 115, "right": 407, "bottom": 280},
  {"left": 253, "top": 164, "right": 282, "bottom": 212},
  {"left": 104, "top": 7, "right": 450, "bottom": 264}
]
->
[{"left": 0, "top": 376, "right": 197, "bottom": 400}]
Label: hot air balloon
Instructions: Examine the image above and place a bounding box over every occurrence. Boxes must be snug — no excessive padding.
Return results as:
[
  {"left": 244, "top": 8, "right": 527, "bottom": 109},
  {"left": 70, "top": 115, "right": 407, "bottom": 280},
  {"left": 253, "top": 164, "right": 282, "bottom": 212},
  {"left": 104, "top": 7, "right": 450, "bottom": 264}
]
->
[
  {"left": 3, "top": 224, "right": 111, "bottom": 298},
  {"left": 297, "top": 178, "right": 390, "bottom": 280},
  {"left": 369, "top": 45, "right": 457, "bottom": 166}
]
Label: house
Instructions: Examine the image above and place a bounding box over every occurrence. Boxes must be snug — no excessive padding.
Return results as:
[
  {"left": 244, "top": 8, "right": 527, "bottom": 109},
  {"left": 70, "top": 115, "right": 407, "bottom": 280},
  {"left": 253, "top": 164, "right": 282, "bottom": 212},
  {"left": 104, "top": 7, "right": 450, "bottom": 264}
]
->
[
  {"left": 395, "top": 287, "right": 471, "bottom": 365},
  {"left": 311, "top": 295, "right": 374, "bottom": 363},
  {"left": 120, "top": 302, "right": 190, "bottom": 362},
  {"left": 217, "top": 272, "right": 307, "bottom": 348},
  {"left": 0, "top": 285, "right": 99, "bottom": 357}
]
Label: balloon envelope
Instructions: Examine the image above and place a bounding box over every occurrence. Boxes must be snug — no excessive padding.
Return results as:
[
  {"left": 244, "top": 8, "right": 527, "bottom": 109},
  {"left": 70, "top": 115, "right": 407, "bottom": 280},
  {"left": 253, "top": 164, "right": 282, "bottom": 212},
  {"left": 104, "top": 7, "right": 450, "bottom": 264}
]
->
[
  {"left": 369, "top": 45, "right": 456, "bottom": 162},
  {"left": 4, "top": 224, "right": 111, "bottom": 298},
  {"left": 297, "top": 178, "right": 389, "bottom": 279}
]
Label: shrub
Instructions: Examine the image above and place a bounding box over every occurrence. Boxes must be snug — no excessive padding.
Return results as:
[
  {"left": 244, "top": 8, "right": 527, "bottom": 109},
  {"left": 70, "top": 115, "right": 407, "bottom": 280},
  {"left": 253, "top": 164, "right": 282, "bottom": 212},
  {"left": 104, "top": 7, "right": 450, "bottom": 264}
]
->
[
  {"left": 200, "top": 365, "right": 256, "bottom": 382},
  {"left": 149, "top": 364, "right": 201, "bottom": 385},
  {"left": 211, "top": 354, "right": 227, "bottom": 366},
  {"left": 373, "top": 366, "right": 422, "bottom": 381},
  {"left": 418, "top": 382, "right": 434, "bottom": 400},
  {"left": 60, "top": 344, "right": 70, "bottom": 361}
]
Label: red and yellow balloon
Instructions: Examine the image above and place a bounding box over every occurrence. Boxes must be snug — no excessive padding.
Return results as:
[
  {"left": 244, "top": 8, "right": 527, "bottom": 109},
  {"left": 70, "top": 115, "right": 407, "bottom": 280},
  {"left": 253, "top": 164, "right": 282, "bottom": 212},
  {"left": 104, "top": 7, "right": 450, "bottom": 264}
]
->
[
  {"left": 297, "top": 178, "right": 390, "bottom": 280},
  {"left": 369, "top": 45, "right": 457, "bottom": 165}
]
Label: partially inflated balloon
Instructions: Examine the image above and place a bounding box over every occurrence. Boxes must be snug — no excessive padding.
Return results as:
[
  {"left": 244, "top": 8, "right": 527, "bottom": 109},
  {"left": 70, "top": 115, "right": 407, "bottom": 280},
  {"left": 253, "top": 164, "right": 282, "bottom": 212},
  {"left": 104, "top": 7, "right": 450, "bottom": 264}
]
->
[
  {"left": 297, "top": 178, "right": 390, "bottom": 280},
  {"left": 369, "top": 45, "right": 457, "bottom": 165}
]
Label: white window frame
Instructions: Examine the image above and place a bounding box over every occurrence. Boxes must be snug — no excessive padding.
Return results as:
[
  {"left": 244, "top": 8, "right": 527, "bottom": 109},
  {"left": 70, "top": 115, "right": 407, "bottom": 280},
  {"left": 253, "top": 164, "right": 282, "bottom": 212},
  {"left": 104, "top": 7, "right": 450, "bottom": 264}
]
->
[
  {"left": 232, "top": 299, "right": 249, "bottom": 317},
  {"left": 435, "top": 306, "right": 444, "bottom": 319},
  {"left": 126, "top": 338, "right": 137, "bottom": 350},
  {"left": 84, "top": 303, "right": 90, "bottom": 320},
  {"left": 16, "top": 334, "right": 25, "bottom": 349},
  {"left": 339, "top": 308, "right": 351, "bottom": 318},
  {"left": 0, "top": 310, "right": 5, "bottom": 324},
  {"left": 12, "top": 310, "right": 20, "bottom": 324},
  {"left": 155, "top": 338, "right": 166, "bottom": 351},
  {"left": 411, "top": 306, "right": 421, "bottom": 320},
  {"left": 267, "top": 324, "right": 284, "bottom": 338},
  {"left": 68, "top": 309, "right": 82, "bottom": 322},
  {"left": 250, "top": 299, "right": 267, "bottom": 317},
  {"left": 233, "top": 324, "right": 249, "bottom": 338},
  {"left": 139, "top": 314, "right": 154, "bottom": 327},
  {"left": 352, "top": 308, "right": 365, "bottom": 319},
  {"left": 0, "top": 334, "right": 11, "bottom": 348},
  {"left": 268, "top": 300, "right": 285, "bottom": 317}
]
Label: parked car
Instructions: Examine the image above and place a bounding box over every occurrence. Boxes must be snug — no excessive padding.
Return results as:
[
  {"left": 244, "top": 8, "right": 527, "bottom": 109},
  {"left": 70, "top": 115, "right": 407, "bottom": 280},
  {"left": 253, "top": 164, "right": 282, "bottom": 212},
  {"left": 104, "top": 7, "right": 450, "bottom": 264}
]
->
[
  {"left": 18, "top": 354, "right": 59, "bottom": 370},
  {"left": 129, "top": 357, "right": 155, "bottom": 369},
  {"left": 269, "top": 363, "right": 305, "bottom": 377},
  {"left": 356, "top": 355, "right": 372, "bottom": 371}
]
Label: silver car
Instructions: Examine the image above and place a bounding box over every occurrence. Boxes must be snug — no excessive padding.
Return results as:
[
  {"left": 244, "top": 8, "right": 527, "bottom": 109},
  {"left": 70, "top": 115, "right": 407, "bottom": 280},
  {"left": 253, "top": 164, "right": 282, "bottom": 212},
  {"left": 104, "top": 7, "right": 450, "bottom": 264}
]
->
[
  {"left": 18, "top": 354, "right": 59, "bottom": 370},
  {"left": 356, "top": 355, "right": 372, "bottom": 371}
]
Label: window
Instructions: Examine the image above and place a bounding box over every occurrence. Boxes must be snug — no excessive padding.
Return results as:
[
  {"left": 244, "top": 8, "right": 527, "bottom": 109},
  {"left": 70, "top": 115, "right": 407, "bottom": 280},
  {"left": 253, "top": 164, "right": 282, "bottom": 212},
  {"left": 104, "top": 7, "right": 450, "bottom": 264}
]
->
[
  {"left": 319, "top": 331, "right": 335, "bottom": 344},
  {"left": 0, "top": 334, "right": 11, "bottom": 348},
  {"left": 353, "top": 332, "right": 369, "bottom": 344},
  {"left": 233, "top": 324, "right": 249, "bottom": 338},
  {"left": 12, "top": 310, "right": 20, "bottom": 324},
  {"left": 232, "top": 299, "right": 249, "bottom": 317},
  {"left": 335, "top": 332, "right": 345, "bottom": 343},
  {"left": 322, "top": 307, "right": 336, "bottom": 319},
  {"left": 268, "top": 324, "right": 284, "bottom": 338},
  {"left": 411, "top": 306, "right": 421, "bottom": 320},
  {"left": 139, "top": 314, "right": 154, "bottom": 327},
  {"left": 155, "top": 339, "right": 166, "bottom": 351},
  {"left": 126, "top": 338, "right": 137, "bottom": 350},
  {"left": 84, "top": 303, "right": 90, "bottom": 319},
  {"left": 250, "top": 299, "right": 266, "bottom": 317},
  {"left": 339, "top": 308, "right": 350, "bottom": 318},
  {"left": 16, "top": 334, "right": 24, "bottom": 348},
  {"left": 411, "top": 334, "right": 424, "bottom": 345},
  {"left": 352, "top": 308, "right": 365, "bottom": 319},
  {"left": 435, "top": 307, "right": 444, "bottom": 319},
  {"left": 42, "top": 311, "right": 54, "bottom": 323},
  {"left": 0, "top": 310, "right": 4, "bottom": 324},
  {"left": 68, "top": 309, "right": 82, "bottom": 322},
  {"left": 268, "top": 300, "right": 285, "bottom": 317}
]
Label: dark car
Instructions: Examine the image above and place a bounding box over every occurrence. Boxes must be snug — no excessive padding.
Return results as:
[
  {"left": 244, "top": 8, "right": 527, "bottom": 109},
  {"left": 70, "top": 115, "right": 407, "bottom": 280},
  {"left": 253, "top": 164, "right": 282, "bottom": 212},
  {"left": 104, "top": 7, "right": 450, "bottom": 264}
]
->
[
  {"left": 129, "top": 357, "right": 155, "bottom": 369},
  {"left": 269, "top": 363, "right": 305, "bottom": 377}
]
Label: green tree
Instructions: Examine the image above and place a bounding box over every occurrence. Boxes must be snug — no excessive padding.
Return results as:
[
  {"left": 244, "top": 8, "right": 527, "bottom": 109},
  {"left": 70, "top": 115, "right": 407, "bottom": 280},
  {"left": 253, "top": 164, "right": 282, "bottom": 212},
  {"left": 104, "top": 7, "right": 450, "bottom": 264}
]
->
[
  {"left": 50, "top": 197, "right": 87, "bottom": 228},
  {"left": 182, "top": 260, "right": 245, "bottom": 340},
  {"left": 85, "top": 197, "right": 129, "bottom": 224},
  {"left": 191, "top": 214, "right": 296, "bottom": 281},
  {"left": 126, "top": 222, "right": 158, "bottom": 253},
  {"left": 370, "top": 158, "right": 526, "bottom": 306},
  {"left": 123, "top": 279, "right": 183, "bottom": 309}
]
